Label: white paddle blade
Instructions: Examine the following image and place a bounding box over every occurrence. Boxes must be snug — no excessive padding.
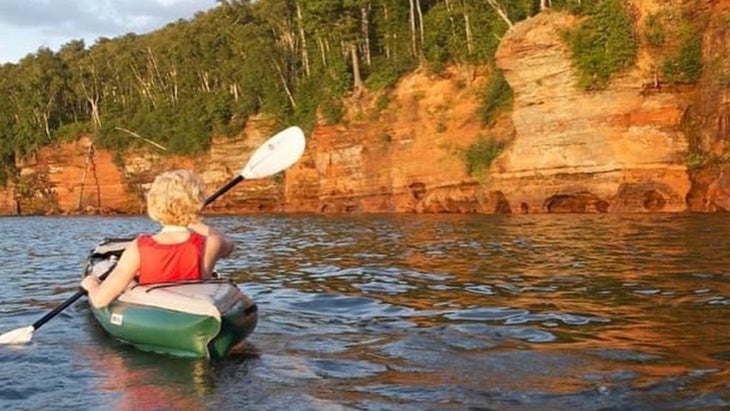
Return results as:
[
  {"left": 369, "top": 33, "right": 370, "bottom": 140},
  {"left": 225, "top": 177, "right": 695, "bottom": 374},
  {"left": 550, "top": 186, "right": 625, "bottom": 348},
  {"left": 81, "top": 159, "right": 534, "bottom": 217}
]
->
[
  {"left": 241, "top": 126, "right": 306, "bottom": 179},
  {"left": 0, "top": 326, "right": 34, "bottom": 344}
]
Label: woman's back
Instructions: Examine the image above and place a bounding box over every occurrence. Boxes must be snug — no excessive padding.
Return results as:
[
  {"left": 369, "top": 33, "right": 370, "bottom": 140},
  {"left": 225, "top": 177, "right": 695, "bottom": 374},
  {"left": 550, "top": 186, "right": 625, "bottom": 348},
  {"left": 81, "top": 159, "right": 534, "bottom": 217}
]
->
[{"left": 137, "top": 231, "right": 205, "bottom": 284}]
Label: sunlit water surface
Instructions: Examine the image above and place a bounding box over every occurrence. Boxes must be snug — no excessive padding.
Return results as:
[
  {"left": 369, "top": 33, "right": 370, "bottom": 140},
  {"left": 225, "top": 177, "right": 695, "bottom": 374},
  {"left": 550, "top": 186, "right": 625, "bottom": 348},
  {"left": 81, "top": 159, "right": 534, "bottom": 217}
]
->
[{"left": 0, "top": 214, "right": 728, "bottom": 410}]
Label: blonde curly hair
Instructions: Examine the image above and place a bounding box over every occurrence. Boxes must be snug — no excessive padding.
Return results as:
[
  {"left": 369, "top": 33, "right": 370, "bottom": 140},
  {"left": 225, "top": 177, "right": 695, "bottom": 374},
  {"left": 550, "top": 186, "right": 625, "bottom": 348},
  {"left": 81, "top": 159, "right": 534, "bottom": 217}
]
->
[{"left": 146, "top": 169, "right": 206, "bottom": 226}]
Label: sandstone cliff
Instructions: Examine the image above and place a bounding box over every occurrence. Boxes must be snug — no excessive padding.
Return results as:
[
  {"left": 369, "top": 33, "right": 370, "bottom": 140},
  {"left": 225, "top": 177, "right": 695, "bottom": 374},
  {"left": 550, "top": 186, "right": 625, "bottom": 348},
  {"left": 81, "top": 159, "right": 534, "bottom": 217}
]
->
[
  {"left": 0, "top": 118, "right": 288, "bottom": 215},
  {"left": 2, "top": 2, "right": 729, "bottom": 215},
  {"left": 284, "top": 67, "right": 493, "bottom": 214},
  {"left": 489, "top": 11, "right": 691, "bottom": 213}
]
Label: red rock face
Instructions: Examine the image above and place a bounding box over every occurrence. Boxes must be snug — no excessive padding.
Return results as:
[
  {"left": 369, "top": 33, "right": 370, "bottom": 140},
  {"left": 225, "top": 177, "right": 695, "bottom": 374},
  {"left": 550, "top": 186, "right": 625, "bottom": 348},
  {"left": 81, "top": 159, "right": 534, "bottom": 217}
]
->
[
  {"left": 284, "top": 67, "right": 492, "bottom": 214},
  {"left": 8, "top": 137, "right": 140, "bottom": 215},
  {"left": 1, "top": 119, "right": 289, "bottom": 215}
]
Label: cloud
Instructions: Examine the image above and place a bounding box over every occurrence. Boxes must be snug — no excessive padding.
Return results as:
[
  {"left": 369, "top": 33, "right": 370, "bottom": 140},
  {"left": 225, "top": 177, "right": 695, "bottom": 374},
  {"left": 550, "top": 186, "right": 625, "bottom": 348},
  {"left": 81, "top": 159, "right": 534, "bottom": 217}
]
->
[{"left": 0, "top": 0, "right": 216, "bottom": 63}]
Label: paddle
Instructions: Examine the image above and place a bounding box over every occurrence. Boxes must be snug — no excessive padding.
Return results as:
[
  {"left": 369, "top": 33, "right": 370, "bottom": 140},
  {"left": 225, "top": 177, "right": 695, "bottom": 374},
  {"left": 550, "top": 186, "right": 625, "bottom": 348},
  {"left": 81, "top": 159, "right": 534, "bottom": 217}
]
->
[{"left": 0, "top": 126, "right": 306, "bottom": 345}]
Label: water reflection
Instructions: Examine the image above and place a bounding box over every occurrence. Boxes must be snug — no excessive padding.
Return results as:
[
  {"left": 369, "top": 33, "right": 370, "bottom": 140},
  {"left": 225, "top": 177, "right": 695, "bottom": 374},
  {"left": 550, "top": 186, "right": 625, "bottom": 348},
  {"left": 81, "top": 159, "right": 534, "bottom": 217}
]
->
[
  {"left": 0, "top": 214, "right": 728, "bottom": 409},
  {"left": 226, "top": 213, "right": 729, "bottom": 409},
  {"left": 77, "top": 339, "right": 213, "bottom": 410}
]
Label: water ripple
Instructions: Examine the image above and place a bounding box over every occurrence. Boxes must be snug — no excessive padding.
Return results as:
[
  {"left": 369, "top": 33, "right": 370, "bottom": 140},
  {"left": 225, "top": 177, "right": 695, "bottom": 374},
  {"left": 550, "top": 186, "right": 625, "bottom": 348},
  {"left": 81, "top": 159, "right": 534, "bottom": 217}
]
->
[{"left": 1, "top": 214, "right": 729, "bottom": 410}]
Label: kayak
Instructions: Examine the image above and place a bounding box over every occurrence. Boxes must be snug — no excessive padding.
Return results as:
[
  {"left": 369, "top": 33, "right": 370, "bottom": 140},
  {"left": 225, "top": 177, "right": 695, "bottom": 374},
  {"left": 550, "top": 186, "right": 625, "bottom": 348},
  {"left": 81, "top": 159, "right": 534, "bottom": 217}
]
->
[{"left": 82, "top": 237, "right": 258, "bottom": 359}]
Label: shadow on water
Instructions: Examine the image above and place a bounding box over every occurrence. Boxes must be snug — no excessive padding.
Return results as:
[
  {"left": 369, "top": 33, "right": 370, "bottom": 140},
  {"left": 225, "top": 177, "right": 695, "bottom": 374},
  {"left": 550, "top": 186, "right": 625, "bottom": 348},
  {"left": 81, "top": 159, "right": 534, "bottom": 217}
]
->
[{"left": 0, "top": 214, "right": 728, "bottom": 410}]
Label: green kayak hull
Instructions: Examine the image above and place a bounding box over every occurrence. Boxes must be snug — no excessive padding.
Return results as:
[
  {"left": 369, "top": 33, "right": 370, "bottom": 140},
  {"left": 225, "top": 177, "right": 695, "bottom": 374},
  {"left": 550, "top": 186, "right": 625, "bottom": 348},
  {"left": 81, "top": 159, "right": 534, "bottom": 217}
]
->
[
  {"left": 84, "top": 238, "right": 257, "bottom": 359},
  {"left": 90, "top": 283, "right": 257, "bottom": 359}
]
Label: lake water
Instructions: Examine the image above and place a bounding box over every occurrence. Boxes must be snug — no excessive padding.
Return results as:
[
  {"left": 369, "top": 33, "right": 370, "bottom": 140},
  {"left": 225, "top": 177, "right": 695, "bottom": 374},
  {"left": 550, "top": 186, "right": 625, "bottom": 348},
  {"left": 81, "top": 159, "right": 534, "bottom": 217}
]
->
[{"left": 0, "top": 213, "right": 728, "bottom": 410}]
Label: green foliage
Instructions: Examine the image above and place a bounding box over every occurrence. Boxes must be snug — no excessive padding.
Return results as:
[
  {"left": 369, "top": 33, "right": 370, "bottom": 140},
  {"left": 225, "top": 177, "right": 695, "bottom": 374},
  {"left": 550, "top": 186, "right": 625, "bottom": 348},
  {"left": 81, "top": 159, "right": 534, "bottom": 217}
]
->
[
  {"left": 662, "top": 32, "right": 703, "bottom": 84},
  {"left": 55, "top": 121, "right": 93, "bottom": 142},
  {"left": 563, "top": 0, "right": 637, "bottom": 90},
  {"left": 375, "top": 93, "right": 391, "bottom": 113},
  {"left": 112, "top": 151, "right": 125, "bottom": 169},
  {"left": 14, "top": 172, "right": 57, "bottom": 214},
  {"left": 365, "top": 56, "right": 416, "bottom": 92},
  {"left": 292, "top": 74, "right": 330, "bottom": 130},
  {"left": 2, "top": 0, "right": 529, "bottom": 174},
  {"left": 686, "top": 151, "right": 704, "bottom": 169},
  {"left": 0, "top": 144, "right": 14, "bottom": 186},
  {"left": 504, "top": 0, "right": 539, "bottom": 21},
  {"left": 643, "top": 13, "right": 666, "bottom": 47},
  {"left": 0, "top": 0, "right": 707, "bottom": 188},
  {"left": 320, "top": 99, "right": 344, "bottom": 125},
  {"left": 96, "top": 97, "right": 213, "bottom": 155},
  {"left": 422, "top": 4, "right": 466, "bottom": 65},
  {"left": 463, "top": 135, "right": 504, "bottom": 176},
  {"left": 479, "top": 68, "right": 513, "bottom": 126},
  {"left": 551, "top": 0, "right": 599, "bottom": 15},
  {"left": 204, "top": 90, "right": 235, "bottom": 135},
  {"left": 641, "top": 4, "right": 704, "bottom": 85}
]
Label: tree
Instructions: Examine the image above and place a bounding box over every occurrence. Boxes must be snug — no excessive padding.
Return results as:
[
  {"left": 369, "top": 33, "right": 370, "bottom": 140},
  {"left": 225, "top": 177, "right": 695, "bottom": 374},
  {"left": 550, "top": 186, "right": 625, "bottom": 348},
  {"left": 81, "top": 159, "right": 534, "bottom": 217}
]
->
[
  {"left": 486, "top": 0, "right": 513, "bottom": 28},
  {"left": 0, "top": 0, "right": 609, "bottom": 177}
]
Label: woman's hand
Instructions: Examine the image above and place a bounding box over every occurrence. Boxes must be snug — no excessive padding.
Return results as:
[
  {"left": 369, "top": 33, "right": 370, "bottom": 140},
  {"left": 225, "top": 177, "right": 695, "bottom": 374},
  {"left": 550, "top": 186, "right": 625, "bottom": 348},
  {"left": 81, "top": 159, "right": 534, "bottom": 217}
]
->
[{"left": 80, "top": 275, "right": 100, "bottom": 293}]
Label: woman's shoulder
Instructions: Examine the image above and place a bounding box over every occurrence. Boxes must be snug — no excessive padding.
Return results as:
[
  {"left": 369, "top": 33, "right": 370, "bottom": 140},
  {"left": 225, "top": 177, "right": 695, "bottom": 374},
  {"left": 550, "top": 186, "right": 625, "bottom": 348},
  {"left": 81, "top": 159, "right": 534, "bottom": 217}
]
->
[{"left": 188, "top": 222, "right": 212, "bottom": 237}]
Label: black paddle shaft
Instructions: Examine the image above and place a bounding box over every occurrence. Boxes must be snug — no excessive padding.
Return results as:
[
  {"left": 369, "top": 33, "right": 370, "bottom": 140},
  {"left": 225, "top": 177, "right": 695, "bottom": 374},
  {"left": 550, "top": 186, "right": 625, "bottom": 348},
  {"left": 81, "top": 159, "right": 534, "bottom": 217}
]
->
[
  {"left": 32, "top": 264, "right": 116, "bottom": 330},
  {"left": 204, "top": 175, "right": 244, "bottom": 207},
  {"left": 32, "top": 290, "right": 85, "bottom": 330}
]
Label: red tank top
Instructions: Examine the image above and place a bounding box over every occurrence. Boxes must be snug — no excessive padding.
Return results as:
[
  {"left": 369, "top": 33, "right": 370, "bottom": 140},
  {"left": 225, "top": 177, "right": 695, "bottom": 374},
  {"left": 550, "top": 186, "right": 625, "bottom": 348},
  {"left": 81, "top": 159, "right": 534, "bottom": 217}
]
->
[{"left": 137, "top": 232, "right": 206, "bottom": 285}]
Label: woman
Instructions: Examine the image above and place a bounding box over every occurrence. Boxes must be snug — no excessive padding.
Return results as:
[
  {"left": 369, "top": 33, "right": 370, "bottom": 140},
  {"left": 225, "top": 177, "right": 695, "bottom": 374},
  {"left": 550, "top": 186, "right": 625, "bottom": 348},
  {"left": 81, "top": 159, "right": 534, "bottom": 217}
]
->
[{"left": 81, "top": 169, "right": 235, "bottom": 308}]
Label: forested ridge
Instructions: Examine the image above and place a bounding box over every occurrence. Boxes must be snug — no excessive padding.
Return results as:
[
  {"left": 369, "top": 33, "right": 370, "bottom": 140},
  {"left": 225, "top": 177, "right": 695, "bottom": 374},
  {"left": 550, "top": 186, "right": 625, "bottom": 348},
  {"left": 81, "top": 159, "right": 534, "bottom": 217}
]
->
[{"left": 0, "top": 0, "right": 704, "bottom": 187}]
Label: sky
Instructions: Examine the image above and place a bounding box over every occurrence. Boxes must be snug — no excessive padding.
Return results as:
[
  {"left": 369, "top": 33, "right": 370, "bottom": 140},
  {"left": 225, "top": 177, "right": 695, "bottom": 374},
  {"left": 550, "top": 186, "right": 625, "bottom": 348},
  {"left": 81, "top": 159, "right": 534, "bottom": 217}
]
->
[{"left": 0, "top": 0, "right": 219, "bottom": 64}]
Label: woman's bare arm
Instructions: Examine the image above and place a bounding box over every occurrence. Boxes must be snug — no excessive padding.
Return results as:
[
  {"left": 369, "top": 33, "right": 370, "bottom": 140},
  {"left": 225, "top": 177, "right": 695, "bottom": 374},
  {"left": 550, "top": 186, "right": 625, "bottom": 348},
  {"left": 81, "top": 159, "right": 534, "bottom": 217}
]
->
[
  {"left": 81, "top": 240, "right": 141, "bottom": 308},
  {"left": 188, "top": 221, "right": 235, "bottom": 276}
]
